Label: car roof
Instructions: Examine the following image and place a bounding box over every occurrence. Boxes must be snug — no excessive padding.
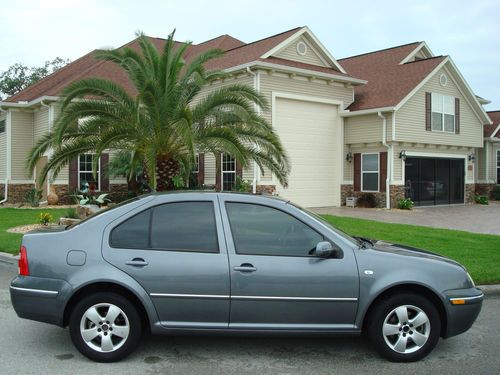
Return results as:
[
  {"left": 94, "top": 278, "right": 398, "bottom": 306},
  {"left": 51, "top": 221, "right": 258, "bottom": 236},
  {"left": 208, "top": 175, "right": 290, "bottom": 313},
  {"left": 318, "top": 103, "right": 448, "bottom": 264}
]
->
[{"left": 147, "top": 191, "right": 289, "bottom": 204}]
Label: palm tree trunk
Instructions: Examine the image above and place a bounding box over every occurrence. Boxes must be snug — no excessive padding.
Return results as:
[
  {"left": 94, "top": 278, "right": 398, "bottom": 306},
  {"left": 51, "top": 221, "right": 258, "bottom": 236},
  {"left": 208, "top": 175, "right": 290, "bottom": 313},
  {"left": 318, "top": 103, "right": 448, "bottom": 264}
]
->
[{"left": 155, "top": 154, "right": 180, "bottom": 191}]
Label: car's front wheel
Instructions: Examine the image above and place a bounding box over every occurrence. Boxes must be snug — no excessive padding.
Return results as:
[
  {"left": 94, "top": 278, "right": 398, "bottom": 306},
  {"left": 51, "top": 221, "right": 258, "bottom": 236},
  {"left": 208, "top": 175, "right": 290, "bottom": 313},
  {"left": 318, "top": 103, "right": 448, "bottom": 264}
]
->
[
  {"left": 367, "top": 293, "right": 441, "bottom": 362},
  {"left": 69, "top": 292, "right": 142, "bottom": 362}
]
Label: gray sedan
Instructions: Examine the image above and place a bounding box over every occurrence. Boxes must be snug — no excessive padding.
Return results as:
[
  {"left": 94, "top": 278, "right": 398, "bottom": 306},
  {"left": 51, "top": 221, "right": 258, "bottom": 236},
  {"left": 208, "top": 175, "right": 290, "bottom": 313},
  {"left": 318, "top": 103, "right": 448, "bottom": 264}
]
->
[{"left": 10, "top": 192, "right": 483, "bottom": 363}]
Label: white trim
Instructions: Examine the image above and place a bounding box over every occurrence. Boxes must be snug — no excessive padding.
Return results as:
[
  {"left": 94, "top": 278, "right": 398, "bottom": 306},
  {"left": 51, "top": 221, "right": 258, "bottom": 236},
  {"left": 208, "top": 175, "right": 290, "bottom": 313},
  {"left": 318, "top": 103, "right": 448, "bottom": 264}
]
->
[
  {"left": 497, "top": 149, "right": 500, "bottom": 185},
  {"left": 78, "top": 153, "right": 101, "bottom": 192},
  {"left": 361, "top": 153, "right": 380, "bottom": 192},
  {"left": 9, "top": 180, "right": 36, "bottom": 184},
  {"left": 489, "top": 123, "right": 500, "bottom": 139},
  {"left": 223, "top": 61, "right": 366, "bottom": 85},
  {"left": 260, "top": 27, "right": 347, "bottom": 74},
  {"left": 340, "top": 107, "right": 395, "bottom": 117},
  {"left": 6, "top": 110, "right": 12, "bottom": 180},
  {"left": 272, "top": 91, "right": 344, "bottom": 106},
  {"left": 0, "top": 95, "right": 60, "bottom": 108},
  {"left": 399, "top": 42, "right": 434, "bottom": 65},
  {"left": 485, "top": 142, "right": 489, "bottom": 181}
]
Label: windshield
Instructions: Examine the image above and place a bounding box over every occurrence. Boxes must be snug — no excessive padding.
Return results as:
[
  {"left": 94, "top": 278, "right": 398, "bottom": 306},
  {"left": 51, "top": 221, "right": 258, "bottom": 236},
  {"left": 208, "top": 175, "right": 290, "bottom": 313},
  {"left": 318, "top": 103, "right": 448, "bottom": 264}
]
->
[{"left": 287, "top": 202, "right": 357, "bottom": 245}]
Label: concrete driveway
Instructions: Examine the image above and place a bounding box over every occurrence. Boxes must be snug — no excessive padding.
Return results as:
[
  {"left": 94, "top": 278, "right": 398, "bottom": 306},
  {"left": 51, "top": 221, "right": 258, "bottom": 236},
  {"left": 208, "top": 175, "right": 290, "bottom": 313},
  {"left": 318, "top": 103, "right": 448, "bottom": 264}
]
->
[{"left": 313, "top": 202, "right": 500, "bottom": 236}]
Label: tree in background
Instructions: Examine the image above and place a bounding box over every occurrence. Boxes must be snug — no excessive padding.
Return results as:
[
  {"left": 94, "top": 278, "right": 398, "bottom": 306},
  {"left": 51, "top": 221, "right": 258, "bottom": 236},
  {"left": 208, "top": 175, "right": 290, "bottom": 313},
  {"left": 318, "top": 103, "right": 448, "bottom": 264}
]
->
[{"left": 0, "top": 57, "right": 71, "bottom": 99}]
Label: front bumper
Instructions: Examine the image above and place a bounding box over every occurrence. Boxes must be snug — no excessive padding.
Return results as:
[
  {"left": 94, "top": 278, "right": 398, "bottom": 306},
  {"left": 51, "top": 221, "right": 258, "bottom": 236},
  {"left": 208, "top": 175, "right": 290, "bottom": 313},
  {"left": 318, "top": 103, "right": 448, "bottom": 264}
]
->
[
  {"left": 443, "top": 287, "right": 483, "bottom": 338},
  {"left": 10, "top": 276, "right": 71, "bottom": 327}
]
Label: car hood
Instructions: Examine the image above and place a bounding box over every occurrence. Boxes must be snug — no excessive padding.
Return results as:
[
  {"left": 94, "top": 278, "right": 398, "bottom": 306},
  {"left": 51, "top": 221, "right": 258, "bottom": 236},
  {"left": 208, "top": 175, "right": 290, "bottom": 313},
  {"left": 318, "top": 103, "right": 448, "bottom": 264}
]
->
[{"left": 370, "top": 239, "right": 464, "bottom": 269}]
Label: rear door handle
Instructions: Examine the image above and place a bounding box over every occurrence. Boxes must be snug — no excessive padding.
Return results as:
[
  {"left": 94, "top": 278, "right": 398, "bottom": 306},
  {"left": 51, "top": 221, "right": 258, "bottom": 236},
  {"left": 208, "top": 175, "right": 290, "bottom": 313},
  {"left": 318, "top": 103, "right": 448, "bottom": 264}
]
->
[
  {"left": 233, "top": 263, "right": 257, "bottom": 272},
  {"left": 125, "top": 258, "right": 149, "bottom": 267}
]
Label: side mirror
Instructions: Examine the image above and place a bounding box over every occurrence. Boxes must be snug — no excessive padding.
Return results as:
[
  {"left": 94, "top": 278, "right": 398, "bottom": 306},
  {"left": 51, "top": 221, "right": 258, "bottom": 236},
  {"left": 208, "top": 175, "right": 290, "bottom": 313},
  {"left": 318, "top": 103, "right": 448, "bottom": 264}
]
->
[{"left": 313, "top": 241, "right": 337, "bottom": 258}]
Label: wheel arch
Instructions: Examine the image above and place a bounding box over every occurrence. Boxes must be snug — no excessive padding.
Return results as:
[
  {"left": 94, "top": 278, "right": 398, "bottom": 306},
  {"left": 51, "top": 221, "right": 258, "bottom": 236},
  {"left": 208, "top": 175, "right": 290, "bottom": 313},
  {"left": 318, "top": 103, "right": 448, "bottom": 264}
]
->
[
  {"left": 361, "top": 283, "right": 448, "bottom": 337},
  {"left": 63, "top": 281, "right": 151, "bottom": 331}
]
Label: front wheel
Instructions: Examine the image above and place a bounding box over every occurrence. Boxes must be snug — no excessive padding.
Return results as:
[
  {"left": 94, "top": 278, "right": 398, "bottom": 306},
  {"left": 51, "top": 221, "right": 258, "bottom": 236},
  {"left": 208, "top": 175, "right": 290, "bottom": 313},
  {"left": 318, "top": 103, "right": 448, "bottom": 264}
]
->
[
  {"left": 69, "top": 292, "right": 142, "bottom": 362},
  {"left": 367, "top": 293, "right": 441, "bottom": 362}
]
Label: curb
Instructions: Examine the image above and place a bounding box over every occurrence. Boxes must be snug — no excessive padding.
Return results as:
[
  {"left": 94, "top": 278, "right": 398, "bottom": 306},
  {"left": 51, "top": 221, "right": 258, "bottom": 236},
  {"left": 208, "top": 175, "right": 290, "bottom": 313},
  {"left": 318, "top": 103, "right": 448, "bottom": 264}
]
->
[{"left": 0, "top": 251, "right": 498, "bottom": 296}]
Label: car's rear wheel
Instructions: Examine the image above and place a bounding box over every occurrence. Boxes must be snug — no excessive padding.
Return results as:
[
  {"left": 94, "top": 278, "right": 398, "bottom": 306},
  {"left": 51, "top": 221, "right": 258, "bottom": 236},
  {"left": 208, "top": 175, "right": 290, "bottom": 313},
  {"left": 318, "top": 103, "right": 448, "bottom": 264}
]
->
[
  {"left": 367, "top": 293, "right": 441, "bottom": 362},
  {"left": 69, "top": 292, "right": 142, "bottom": 362}
]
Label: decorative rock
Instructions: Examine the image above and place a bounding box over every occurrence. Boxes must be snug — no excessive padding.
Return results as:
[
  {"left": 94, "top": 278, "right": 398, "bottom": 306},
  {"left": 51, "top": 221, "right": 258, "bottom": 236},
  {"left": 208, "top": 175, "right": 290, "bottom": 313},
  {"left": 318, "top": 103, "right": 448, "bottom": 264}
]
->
[
  {"left": 58, "top": 218, "right": 81, "bottom": 226},
  {"left": 47, "top": 185, "right": 59, "bottom": 205}
]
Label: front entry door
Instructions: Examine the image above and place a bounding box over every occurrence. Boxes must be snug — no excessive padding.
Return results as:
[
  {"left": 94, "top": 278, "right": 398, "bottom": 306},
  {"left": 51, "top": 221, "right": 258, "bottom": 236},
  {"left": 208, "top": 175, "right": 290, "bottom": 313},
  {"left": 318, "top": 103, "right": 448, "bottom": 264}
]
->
[
  {"left": 220, "top": 198, "right": 359, "bottom": 330},
  {"left": 102, "top": 196, "right": 230, "bottom": 328}
]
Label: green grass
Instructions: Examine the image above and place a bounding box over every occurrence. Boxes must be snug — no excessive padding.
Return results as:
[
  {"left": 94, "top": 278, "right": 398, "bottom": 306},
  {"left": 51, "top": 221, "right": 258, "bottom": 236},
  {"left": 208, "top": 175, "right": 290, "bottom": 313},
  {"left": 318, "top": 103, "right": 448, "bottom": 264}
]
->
[
  {"left": 0, "top": 208, "right": 67, "bottom": 255},
  {"left": 321, "top": 215, "right": 500, "bottom": 285}
]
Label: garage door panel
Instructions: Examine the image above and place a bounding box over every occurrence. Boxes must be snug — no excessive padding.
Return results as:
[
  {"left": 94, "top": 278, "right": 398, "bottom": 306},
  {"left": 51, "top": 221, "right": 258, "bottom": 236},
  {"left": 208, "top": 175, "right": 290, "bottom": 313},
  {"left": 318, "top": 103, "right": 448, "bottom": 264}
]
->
[{"left": 275, "top": 97, "right": 340, "bottom": 207}]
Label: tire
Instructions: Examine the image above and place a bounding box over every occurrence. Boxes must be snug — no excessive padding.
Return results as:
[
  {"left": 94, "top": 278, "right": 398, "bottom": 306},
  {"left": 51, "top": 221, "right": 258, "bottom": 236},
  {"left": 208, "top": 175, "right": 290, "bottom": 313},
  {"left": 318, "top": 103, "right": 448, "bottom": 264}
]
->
[
  {"left": 366, "top": 293, "right": 441, "bottom": 362},
  {"left": 69, "top": 292, "right": 142, "bottom": 362}
]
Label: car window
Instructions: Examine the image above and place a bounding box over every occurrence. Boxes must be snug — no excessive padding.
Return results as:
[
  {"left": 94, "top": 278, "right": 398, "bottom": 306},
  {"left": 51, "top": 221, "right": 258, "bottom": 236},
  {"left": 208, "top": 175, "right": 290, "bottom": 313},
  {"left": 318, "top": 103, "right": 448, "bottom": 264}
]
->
[
  {"left": 109, "top": 208, "right": 151, "bottom": 249},
  {"left": 150, "top": 202, "right": 219, "bottom": 253},
  {"left": 226, "top": 202, "right": 323, "bottom": 257}
]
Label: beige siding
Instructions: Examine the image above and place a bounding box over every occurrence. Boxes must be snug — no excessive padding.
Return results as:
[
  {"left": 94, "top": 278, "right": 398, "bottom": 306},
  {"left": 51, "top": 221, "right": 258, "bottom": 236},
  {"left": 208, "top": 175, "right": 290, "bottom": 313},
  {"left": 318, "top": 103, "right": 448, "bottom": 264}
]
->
[
  {"left": 0, "top": 112, "right": 6, "bottom": 180},
  {"left": 345, "top": 114, "right": 389, "bottom": 144},
  {"left": 477, "top": 145, "right": 486, "bottom": 181},
  {"left": 33, "top": 107, "right": 49, "bottom": 143},
  {"left": 396, "top": 65, "right": 483, "bottom": 147},
  {"left": 274, "top": 37, "right": 329, "bottom": 67},
  {"left": 11, "top": 111, "right": 34, "bottom": 180}
]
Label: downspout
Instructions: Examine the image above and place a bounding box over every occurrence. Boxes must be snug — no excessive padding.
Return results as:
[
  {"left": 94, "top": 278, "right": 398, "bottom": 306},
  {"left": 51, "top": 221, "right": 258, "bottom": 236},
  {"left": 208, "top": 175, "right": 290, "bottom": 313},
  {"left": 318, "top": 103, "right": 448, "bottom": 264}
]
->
[
  {"left": 39, "top": 100, "right": 51, "bottom": 205},
  {"left": 0, "top": 106, "right": 9, "bottom": 204},
  {"left": 378, "top": 112, "right": 391, "bottom": 209},
  {"left": 246, "top": 66, "right": 259, "bottom": 194}
]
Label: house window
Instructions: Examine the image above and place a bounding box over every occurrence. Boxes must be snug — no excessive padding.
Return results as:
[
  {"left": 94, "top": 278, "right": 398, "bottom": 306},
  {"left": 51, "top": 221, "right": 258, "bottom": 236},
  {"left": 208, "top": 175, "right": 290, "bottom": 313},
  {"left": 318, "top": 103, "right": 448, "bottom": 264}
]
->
[
  {"left": 431, "top": 93, "right": 455, "bottom": 132},
  {"left": 0, "top": 119, "right": 5, "bottom": 133},
  {"left": 362, "top": 153, "right": 379, "bottom": 192},
  {"left": 497, "top": 150, "right": 500, "bottom": 185},
  {"left": 79, "top": 154, "right": 100, "bottom": 191},
  {"left": 222, "top": 154, "right": 236, "bottom": 191}
]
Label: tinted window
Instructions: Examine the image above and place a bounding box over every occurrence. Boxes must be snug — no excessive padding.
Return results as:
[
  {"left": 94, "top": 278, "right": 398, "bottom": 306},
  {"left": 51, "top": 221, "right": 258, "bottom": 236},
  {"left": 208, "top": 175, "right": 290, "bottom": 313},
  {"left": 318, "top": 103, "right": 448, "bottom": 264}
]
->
[
  {"left": 150, "top": 202, "right": 218, "bottom": 253},
  {"left": 226, "top": 203, "right": 323, "bottom": 257},
  {"left": 110, "top": 209, "right": 151, "bottom": 248}
]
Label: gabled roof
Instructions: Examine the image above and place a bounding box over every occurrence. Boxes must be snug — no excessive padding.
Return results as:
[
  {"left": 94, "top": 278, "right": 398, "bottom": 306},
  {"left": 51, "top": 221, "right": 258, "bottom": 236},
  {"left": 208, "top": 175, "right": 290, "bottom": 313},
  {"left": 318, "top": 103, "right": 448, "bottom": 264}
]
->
[
  {"left": 485, "top": 111, "right": 500, "bottom": 139},
  {"left": 338, "top": 42, "right": 447, "bottom": 111},
  {"left": 5, "top": 27, "right": 362, "bottom": 104}
]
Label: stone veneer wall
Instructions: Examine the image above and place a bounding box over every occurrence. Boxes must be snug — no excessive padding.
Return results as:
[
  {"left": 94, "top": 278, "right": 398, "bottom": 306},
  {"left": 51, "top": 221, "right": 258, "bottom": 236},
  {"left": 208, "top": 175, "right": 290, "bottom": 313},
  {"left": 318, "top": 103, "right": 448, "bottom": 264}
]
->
[
  {"left": 53, "top": 184, "right": 71, "bottom": 204},
  {"left": 465, "top": 184, "right": 475, "bottom": 204},
  {"left": 0, "top": 183, "right": 5, "bottom": 199},
  {"left": 390, "top": 185, "right": 406, "bottom": 208},
  {"left": 475, "top": 183, "right": 496, "bottom": 199},
  {"left": 256, "top": 185, "right": 276, "bottom": 195},
  {"left": 7, "top": 184, "right": 35, "bottom": 203},
  {"left": 340, "top": 184, "right": 386, "bottom": 208}
]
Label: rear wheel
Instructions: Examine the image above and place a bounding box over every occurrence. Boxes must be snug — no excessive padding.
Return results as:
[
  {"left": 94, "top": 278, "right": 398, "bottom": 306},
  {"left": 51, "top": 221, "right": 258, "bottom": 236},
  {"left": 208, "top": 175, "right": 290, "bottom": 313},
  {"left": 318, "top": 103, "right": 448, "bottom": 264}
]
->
[
  {"left": 367, "top": 293, "right": 441, "bottom": 362},
  {"left": 69, "top": 292, "right": 142, "bottom": 362}
]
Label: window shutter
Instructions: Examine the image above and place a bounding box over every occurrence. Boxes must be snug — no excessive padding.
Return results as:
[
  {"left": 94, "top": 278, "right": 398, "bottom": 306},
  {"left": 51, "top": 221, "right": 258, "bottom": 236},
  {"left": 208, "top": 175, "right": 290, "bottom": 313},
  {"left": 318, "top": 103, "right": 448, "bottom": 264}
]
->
[
  {"left": 100, "top": 153, "right": 109, "bottom": 191},
  {"left": 353, "top": 153, "right": 361, "bottom": 192},
  {"left": 215, "top": 154, "right": 221, "bottom": 191},
  {"left": 455, "top": 98, "right": 460, "bottom": 134},
  {"left": 197, "top": 153, "right": 205, "bottom": 186},
  {"left": 425, "top": 92, "right": 432, "bottom": 131},
  {"left": 69, "top": 157, "right": 78, "bottom": 192},
  {"left": 379, "top": 152, "right": 387, "bottom": 192},
  {"left": 236, "top": 160, "right": 243, "bottom": 179}
]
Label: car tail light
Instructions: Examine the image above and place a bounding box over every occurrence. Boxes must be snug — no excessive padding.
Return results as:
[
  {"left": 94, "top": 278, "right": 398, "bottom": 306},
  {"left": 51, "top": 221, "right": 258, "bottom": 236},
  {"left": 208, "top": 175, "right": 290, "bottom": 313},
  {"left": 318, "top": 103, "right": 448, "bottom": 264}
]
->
[{"left": 18, "top": 245, "right": 29, "bottom": 276}]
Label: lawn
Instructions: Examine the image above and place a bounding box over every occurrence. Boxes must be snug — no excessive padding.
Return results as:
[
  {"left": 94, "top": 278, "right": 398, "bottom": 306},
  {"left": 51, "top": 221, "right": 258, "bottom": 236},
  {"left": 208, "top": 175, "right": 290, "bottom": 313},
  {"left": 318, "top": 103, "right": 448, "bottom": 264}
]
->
[
  {"left": 321, "top": 215, "right": 500, "bottom": 285},
  {"left": 0, "top": 208, "right": 498, "bottom": 285},
  {"left": 0, "top": 208, "right": 68, "bottom": 255}
]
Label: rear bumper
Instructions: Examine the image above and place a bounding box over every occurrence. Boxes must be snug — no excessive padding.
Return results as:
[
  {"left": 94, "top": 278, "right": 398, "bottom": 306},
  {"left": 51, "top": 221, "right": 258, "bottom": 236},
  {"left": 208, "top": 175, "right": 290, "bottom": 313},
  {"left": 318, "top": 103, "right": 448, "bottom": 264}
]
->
[
  {"left": 10, "top": 276, "right": 71, "bottom": 327},
  {"left": 443, "top": 287, "right": 483, "bottom": 338}
]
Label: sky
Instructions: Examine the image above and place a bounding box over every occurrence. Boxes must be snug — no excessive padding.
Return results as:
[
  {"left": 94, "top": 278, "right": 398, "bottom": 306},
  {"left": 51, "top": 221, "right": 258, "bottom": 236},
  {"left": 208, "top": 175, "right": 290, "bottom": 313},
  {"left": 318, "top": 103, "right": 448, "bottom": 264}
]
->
[{"left": 0, "top": 0, "right": 498, "bottom": 110}]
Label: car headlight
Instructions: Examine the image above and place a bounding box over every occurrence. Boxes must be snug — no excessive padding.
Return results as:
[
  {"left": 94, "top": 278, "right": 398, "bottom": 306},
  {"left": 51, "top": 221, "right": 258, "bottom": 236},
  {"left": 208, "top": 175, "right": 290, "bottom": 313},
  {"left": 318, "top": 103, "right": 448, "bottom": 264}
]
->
[{"left": 466, "top": 272, "right": 476, "bottom": 287}]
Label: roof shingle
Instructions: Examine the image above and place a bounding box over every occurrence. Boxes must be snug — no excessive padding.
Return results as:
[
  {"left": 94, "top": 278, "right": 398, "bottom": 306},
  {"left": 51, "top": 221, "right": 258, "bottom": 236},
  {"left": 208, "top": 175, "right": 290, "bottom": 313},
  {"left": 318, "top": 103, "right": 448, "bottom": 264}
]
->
[{"left": 485, "top": 111, "right": 500, "bottom": 138}]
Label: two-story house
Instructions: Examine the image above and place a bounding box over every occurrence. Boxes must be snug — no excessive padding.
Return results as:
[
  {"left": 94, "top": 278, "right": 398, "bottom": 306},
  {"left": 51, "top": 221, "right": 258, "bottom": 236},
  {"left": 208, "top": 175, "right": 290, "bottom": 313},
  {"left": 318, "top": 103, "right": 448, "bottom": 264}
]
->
[{"left": 0, "top": 27, "right": 492, "bottom": 208}]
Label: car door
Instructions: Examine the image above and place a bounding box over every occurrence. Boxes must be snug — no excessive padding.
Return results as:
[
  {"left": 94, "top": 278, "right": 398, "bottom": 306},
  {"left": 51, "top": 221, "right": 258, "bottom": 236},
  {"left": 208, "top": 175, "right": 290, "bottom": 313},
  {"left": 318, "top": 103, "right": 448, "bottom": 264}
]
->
[
  {"left": 102, "top": 194, "right": 230, "bottom": 329},
  {"left": 219, "top": 196, "right": 359, "bottom": 330}
]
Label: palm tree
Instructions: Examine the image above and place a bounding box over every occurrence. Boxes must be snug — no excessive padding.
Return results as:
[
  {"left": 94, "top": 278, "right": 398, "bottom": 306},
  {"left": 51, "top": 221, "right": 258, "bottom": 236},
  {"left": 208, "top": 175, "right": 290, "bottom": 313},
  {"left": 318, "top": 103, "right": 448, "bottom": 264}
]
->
[{"left": 27, "top": 30, "right": 289, "bottom": 191}]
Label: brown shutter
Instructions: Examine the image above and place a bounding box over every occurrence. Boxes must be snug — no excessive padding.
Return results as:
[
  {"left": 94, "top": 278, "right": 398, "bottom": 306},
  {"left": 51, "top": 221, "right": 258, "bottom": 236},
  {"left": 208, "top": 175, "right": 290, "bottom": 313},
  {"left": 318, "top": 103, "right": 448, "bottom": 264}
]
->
[
  {"left": 353, "top": 153, "right": 361, "bottom": 192},
  {"left": 425, "top": 92, "right": 432, "bottom": 131},
  {"left": 236, "top": 159, "right": 243, "bottom": 179},
  {"left": 197, "top": 153, "right": 205, "bottom": 186},
  {"left": 69, "top": 157, "right": 78, "bottom": 192},
  {"left": 100, "top": 153, "right": 109, "bottom": 192},
  {"left": 455, "top": 97, "right": 460, "bottom": 134},
  {"left": 379, "top": 152, "right": 387, "bottom": 192},
  {"left": 215, "top": 154, "right": 221, "bottom": 191}
]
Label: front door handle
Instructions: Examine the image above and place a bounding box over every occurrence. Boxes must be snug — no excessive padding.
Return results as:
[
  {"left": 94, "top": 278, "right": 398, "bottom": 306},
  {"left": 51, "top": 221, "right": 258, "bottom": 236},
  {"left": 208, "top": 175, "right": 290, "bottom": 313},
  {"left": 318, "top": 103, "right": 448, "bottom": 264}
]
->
[
  {"left": 234, "top": 263, "right": 257, "bottom": 272},
  {"left": 125, "top": 258, "right": 149, "bottom": 267}
]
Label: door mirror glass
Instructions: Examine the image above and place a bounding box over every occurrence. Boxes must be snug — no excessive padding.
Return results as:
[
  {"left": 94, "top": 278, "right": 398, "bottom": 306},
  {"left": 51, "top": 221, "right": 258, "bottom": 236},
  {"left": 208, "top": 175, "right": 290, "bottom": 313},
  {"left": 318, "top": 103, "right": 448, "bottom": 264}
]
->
[{"left": 313, "top": 241, "right": 336, "bottom": 258}]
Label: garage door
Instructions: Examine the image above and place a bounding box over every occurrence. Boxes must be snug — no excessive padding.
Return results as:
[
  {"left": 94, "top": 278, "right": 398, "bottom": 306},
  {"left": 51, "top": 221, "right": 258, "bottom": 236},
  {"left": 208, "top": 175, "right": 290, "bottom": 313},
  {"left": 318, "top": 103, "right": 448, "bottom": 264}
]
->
[{"left": 274, "top": 97, "right": 340, "bottom": 207}]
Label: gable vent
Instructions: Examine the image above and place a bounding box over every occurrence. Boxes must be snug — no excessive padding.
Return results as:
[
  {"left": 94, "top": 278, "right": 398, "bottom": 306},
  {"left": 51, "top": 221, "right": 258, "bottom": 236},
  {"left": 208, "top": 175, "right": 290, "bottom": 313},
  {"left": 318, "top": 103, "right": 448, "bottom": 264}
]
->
[{"left": 296, "top": 41, "right": 307, "bottom": 56}]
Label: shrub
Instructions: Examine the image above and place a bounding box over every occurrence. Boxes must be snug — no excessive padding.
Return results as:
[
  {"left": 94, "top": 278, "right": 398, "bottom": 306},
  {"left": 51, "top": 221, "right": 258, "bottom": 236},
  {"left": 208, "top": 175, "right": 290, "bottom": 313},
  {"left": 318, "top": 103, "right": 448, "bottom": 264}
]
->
[
  {"left": 397, "top": 198, "right": 414, "bottom": 210},
  {"left": 171, "top": 175, "right": 185, "bottom": 189},
  {"left": 65, "top": 207, "right": 79, "bottom": 219},
  {"left": 38, "top": 212, "right": 53, "bottom": 225},
  {"left": 24, "top": 188, "right": 42, "bottom": 207},
  {"left": 357, "top": 193, "right": 377, "bottom": 208},
  {"left": 0, "top": 194, "right": 4, "bottom": 201},
  {"left": 235, "top": 176, "right": 252, "bottom": 192},
  {"left": 474, "top": 195, "right": 489, "bottom": 205},
  {"left": 494, "top": 186, "right": 500, "bottom": 201}
]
